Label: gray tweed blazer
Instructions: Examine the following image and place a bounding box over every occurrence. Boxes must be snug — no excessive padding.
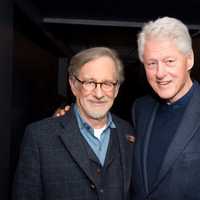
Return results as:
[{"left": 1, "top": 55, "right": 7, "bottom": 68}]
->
[{"left": 12, "top": 110, "right": 134, "bottom": 200}]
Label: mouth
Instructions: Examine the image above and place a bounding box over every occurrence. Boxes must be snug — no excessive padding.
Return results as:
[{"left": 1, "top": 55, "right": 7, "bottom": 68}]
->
[
  {"left": 157, "top": 80, "right": 171, "bottom": 86},
  {"left": 89, "top": 100, "right": 107, "bottom": 105}
]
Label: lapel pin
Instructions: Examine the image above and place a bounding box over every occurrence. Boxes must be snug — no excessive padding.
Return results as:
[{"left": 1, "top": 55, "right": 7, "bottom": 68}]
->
[{"left": 126, "top": 135, "right": 135, "bottom": 143}]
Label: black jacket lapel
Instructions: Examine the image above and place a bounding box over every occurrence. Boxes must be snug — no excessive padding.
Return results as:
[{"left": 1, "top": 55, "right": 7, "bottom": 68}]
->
[
  {"left": 142, "top": 103, "right": 159, "bottom": 193},
  {"left": 58, "top": 111, "right": 95, "bottom": 183},
  {"left": 116, "top": 123, "right": 134, "bottom": 199}
]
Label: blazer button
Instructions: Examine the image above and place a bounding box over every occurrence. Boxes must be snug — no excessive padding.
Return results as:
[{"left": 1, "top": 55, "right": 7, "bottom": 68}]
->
[
  {"left": 99, "top": 189, "right": 104, "bottom": 193},
  {"left": 90, "top": 184, "right": 96, "bottom": 190},
  {"left": 96, "top": 168, "right": 101, "bottom": 174}
]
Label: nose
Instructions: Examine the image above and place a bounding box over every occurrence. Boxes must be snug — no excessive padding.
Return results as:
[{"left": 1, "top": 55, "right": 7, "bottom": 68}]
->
[
  {"left": 156, "top": 62, "right": 167, "bottom": 79},
  {"left": 93, "top": 84, "right": 104, "bottom": 99}
]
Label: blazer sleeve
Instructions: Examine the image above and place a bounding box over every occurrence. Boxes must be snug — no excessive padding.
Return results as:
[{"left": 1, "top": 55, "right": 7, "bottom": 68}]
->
[{"left": 12, "top": 125, "right": 43, "bottom": 200}]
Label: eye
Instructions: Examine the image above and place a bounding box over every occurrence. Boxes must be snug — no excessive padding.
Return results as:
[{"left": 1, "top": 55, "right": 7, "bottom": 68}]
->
[
  {"left": 84, "top": 81, "right": 95, "bottom": 86},
  {"left": 103, "top": 81, "right": 114, "bottom": 87},
  {"left": 165, "top": 59, "right": 175, "bottom": 65},
  {"left": 102, "top": 81, "right": 117, "bottom": 91},
  {"left": 145, "top": 61, "right": 157, "bottom": 69}
]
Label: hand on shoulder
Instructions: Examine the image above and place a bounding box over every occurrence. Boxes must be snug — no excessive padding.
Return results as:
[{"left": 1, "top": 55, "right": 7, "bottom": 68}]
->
[{"left": 53, "top": 105, "right": 70, "bottom": 117}]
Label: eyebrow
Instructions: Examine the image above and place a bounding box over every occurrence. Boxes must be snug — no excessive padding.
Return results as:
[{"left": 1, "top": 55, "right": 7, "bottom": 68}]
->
[{"left": 80, "top": 77, "right": 116, "bottom": 82}]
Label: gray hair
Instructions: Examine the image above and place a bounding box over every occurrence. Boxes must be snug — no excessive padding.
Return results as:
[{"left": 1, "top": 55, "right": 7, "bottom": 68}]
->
[
  {"left": 137, "top": 17, "right": 192, "bottom": 62},
  {"left": 68, "top": 47, "right": 124, "bottom": 84}
]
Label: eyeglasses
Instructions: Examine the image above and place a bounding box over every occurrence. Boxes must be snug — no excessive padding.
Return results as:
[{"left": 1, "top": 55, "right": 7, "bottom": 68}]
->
[{"left": 73, "top": 75, "right": 118, "bottom": 92}]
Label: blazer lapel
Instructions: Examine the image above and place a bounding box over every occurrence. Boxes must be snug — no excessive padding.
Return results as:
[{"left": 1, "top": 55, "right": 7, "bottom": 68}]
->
[
  {"left": 116, "top": 125, "right": 133, "bottom": 199},
  {"left": 142, "top": 102, "right": 159, "bottom": 193},
  {"left": 152, "top": 82, "right": 200, "bottom": 191},
  {"left": 58, "top": 111, "right": 95, "bottom": 183}
]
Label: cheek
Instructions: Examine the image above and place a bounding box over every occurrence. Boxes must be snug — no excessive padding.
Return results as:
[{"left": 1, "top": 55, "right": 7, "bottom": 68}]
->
[
  {"left": 80, "top": 94, "right": 91, "bottom": 103},
  {"left": 168, "top": 67, "right": 185, "bottom": 79},
  {"left": 78, "top": 96, "right": 90, "bottom": 108},
  {"left": 108, "top": 90, "right": 118, "bottom": 100},
  {"left": 76, "top": 91, "right": 91, "bottom": 104}
]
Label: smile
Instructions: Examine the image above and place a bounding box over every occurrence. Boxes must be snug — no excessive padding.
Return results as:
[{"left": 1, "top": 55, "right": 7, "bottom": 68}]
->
[{"left": 157, "top": 81, "right": 171, "bottom": 85}]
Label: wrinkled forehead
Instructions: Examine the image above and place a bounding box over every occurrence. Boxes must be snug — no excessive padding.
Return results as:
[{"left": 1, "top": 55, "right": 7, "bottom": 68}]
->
[{"left": 143, "top": 39, "right": 185, "bottom": 60}]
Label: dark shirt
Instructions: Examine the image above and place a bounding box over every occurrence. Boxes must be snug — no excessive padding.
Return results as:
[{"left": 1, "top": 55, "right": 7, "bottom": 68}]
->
[{"left": 147, "top": 83, "right": 194, "bottom": 190}]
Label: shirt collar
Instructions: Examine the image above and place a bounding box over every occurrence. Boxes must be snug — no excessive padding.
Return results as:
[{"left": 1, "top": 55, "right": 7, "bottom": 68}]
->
[{"left": 161, "top": 82, "right": 195, "bottom": 110}]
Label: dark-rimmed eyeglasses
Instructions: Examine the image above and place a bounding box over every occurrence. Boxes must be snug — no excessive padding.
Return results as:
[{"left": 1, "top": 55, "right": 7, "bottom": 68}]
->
[{"left": 73, "top": 75, "right": 118, "bottom": 92}]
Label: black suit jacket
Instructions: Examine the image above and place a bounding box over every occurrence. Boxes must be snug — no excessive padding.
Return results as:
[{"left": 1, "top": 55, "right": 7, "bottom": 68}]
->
[
  {"left": 12, "top": 110, "right": 134, "bottom": 200},
  {"left": 132, "top": 81, "right": 200, "bottom": 200}
]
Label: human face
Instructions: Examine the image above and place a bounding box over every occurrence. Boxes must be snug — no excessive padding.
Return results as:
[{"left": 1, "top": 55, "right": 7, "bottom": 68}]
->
[
  {"left": 143, "top": 38, "right": 194, "bottom": 103},
  {"left": 69, "top": 56, "right": 119, "bottom": 126}
]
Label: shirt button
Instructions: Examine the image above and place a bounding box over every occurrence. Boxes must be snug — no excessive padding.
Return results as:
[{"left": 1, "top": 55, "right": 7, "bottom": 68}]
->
[{"left": 90, "top": 184, "right": 96, "bottom": 190}]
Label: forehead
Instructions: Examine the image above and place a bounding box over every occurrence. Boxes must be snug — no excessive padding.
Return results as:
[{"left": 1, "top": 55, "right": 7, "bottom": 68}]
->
[
  {"left": 78, "top": 56, "right": 117, "bottom": 80},
  {"left": 143, "top": 38, "right": 183, "bottom": 60}
]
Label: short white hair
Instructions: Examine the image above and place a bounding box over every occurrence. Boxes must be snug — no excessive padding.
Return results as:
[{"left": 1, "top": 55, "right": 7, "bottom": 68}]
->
[{"left": 137, "top": 17, "right": 192, "bottom": 62}]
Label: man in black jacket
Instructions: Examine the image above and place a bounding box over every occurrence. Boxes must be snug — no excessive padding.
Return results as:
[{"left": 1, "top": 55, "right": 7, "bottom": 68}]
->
[
  {"left": 132, "top": 16, "right": 200, "bottom": 200},
  {"left": 13, "top": 47, "right": 134, "bottom": 200}
]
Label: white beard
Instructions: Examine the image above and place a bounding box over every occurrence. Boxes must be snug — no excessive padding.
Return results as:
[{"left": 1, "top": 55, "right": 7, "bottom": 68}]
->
[{"left": 85, "top": 107, "right": 109, "bottom": 120}]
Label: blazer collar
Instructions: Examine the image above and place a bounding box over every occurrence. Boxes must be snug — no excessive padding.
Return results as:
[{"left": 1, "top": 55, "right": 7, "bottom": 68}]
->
[
  {"left": 142, "top": 102, "right": 159, "bottom": 193},
  {"left": 58, "top": 110, "right": 95, "bottom": 183},
  {"left": 115, "top": 121, "right": 134, "bottom": 198}
]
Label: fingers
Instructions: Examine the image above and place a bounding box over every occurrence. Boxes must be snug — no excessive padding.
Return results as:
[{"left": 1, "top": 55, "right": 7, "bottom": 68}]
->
[
  {"left": 60, "top": 109, "right": 66, "bottom": 116},
  {"left": 53, "top": 108, "right": 61, "bottom": 117},
  {"left": 55, "top": 112, "right": 60, "bottom": 117},
  {"left": 53, "top": 105, "right": 71, "bottom": 117},
  {"left": 64, "top": 105, "right": 70, "bottom": 111}
]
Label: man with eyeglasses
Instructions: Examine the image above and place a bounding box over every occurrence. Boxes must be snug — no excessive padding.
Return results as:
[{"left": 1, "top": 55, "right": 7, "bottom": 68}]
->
[{"left": 12, "top": 47, "right": 134, "bottom": 200}]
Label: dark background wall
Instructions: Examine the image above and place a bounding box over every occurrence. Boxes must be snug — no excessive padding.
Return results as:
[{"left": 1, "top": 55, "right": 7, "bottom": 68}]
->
[
  {"left": 11, "top": 29, "right": 60, "bottom": 178},
  {"left": 0, "top": 0, "right": 13, "bottom": 199}
]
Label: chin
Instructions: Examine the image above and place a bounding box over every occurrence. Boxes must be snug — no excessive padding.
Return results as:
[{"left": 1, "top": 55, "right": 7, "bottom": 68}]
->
[
  {"left": 85, "top": 107, "right": 107, "bottom": 119},
  {"left": 88, "top": 112, "right": 107, "bottom": 120},
  {"left": 157, "top": 93, "right": 175, "bottom": 102}
]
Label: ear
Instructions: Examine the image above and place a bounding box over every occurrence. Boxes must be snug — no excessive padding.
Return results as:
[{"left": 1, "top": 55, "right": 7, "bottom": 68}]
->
[
  {"left": 186, "top": 50, "right": 194, "bottom": 71},
  {"left": 69, "top": 78, "right": 78, "bottom": 97}
]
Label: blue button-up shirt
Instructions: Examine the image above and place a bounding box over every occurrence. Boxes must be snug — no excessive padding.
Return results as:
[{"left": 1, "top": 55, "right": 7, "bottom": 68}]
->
[{"left": 73, "top": 104, "right": 116, "bottom": 166}]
